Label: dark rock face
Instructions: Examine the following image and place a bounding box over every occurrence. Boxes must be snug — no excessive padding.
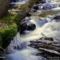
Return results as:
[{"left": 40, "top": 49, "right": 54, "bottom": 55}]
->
[
  {"left": 26, "top": 13, "right": 31, "bottom": 17},
  {"left": 0, "top": 48, "right": 5, "bottom": 60},
  {"left": 53, "top": 16, "right": 60, "bottom": 19},
  {"left": 35, "top": 0, "right": 46, "bottom": 4},
  {"left": 19, "top": 22, "right": 27, "bottom": 34},
  {"left": 39, "top": 1, "right": 46, "bottom": 3},
  {"left": 19, "top": 21, "right": 36, "bottom": 34},
  {"left": 27, "top": 24, "right": 36, "bottom": 31},
  {"left": 0, "top": 48, "right": 4, "bottom": 54},
  {"left": 11, "top": 0, "right": 16, "bottom": 2},
  {"left": 33, "top": 5, "right": 39, "bottom": 10}
]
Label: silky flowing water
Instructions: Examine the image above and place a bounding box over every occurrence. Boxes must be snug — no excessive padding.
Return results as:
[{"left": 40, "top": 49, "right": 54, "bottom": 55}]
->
[{"left": 4, "top": 16, "right": 48, "bottom": 60}]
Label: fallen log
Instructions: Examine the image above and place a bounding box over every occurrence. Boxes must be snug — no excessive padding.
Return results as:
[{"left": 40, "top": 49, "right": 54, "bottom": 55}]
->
[{"left": 38, "top": 48, "right": 60, "bottom": 56}]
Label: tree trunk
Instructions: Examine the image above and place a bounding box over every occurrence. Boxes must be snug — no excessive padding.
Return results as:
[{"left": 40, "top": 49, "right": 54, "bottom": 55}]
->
[
  {"left": 0, "top": 0, "right": 11, "bottom": 18},
  {"left": 0, "top": 0, "right": 38, "bottom": 20},
  {"left": 15, "top": 0, "right": 38, "bottom": 24}
]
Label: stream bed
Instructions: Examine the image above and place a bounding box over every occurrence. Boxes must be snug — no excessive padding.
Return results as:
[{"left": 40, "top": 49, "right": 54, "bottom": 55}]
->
[{"left": 4, "top": 16, "right": 48, "bottom": 60}]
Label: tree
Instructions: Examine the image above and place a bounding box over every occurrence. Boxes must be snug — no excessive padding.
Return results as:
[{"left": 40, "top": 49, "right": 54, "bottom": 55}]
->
[
  {"left": 0, "top": 0, "right": 11, "bottom": 18},
  {"left": 0, "top": 0, "right": 17, "bottom": 18},
  {"left": 14, "top": 0, "right": 38, "bottom": 24}
]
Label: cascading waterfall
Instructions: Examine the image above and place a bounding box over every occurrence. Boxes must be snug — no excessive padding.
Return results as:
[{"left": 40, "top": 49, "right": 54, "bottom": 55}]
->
[
  {"left": 4, "top": 16, "right": 48, "bottom": 60},
  {"left": 4, "top": 15, "right": 60, "bottom": 60},
  {"left": 6, "top": 16, "right": 49, "bottom": 52},
  {"left": 6, "top": 16, "right": 43, "bottom": 52}
]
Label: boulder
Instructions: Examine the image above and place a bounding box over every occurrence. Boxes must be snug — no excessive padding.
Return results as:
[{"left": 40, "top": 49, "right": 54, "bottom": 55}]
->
[
  {"left": 19, "top": 22, "right": 27, "bottom": 34},
  {"left": 27, "top": 24, "right": 36, "bottom": 31},
  {"left": 19, "top": 23, "right": 36, "bottom": 34},
  {"left": 0, "top": 23, "right": 17, "bottom": 49}
]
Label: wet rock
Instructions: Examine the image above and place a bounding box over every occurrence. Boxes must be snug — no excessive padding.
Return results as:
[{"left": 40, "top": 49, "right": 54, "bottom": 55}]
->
[
  {"left": 27, "top": 24, "right": 36, "bottom": 31},
  {"left": 39, "top": 1, "right": 46, "bottom": 4},
  {"left": 40, "top": 37, "right": 53, "bottom": 41},
  {"left": 0, "top": 48, "right": 4, "bottom": 53},
  {"left": 0, "top": 48, "right": 5, "bottom": 60},
  {"left": 53, "top": 14, "right": 60, "bottom": 22},
  {"left": 11, "top": 0, "right": 16, "bottom": 2},
  {"left": 53, "top": 16, "right": 60, "bottom": 19},
  {"left": 35, "top": 0, "right": 45, "bottom": 4},
  {"left": 42, "top": 4, "right": 52, "bottom": 10},
  {"left": 19, "top": 22, "right": 27, "bottom": 34},
  {"left": 19, "top": 20, "right": 36, "bottom": 34},
  {"left": 33, "top": 5, "right": 39, "bottom": 10},
  {"left": 26, "top": 13, "right": 31, "bottom": 17}
]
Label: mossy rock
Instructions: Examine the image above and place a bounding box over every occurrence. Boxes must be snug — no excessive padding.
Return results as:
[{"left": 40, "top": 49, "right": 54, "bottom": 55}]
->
[
  {"left": 0, "top": 23, "right": 17, "bottom": 48},
  {"left": 0, "top": 15, "right": 21, "bottom": 48}
]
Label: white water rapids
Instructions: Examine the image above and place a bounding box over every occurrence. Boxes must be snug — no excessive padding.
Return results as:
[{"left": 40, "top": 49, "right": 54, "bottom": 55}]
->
[
  {"left": 4, "top": 15, "right": 60, "bottom": 60},
  {"left": 4, "top": 16, "right": 48, "bottom": 60}
]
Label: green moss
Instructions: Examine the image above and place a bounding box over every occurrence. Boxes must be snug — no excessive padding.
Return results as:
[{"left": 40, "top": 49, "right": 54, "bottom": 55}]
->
[
  {"left": 0, "top": 15, "right": 20, "bottom": 48},
  {"left": 1, "top": 23, "right": 17, "bottom": 38},
  {"left": 0, "top": 23, "right": 17, "bottom": 48}
]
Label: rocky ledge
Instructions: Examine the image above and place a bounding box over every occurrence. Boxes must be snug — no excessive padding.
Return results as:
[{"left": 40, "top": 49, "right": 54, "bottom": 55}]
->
[{"left": 28, "top": 37, "right": 60, "bottom": 56}]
